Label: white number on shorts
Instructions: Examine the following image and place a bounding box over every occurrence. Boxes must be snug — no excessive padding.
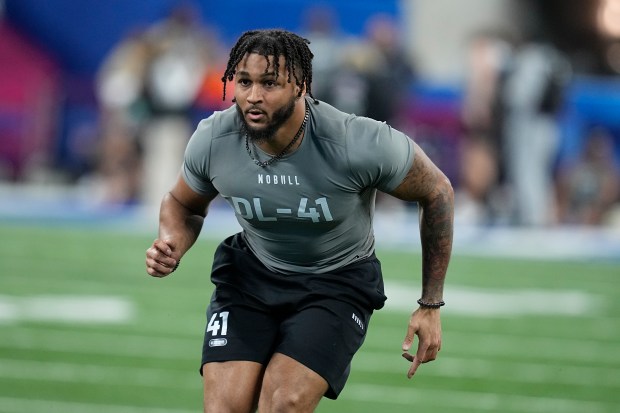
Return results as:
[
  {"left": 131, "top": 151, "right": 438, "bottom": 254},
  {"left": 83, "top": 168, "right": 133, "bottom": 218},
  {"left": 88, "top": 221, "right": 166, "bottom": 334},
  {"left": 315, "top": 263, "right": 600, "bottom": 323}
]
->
[{"left": 206, "top": 311, "right": 229, "bottom": 336}]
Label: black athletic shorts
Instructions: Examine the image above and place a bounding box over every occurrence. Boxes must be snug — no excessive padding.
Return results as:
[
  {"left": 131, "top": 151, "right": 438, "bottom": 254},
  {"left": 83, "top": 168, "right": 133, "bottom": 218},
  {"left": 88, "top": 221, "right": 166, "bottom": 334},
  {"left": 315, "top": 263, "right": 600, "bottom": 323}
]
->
[{"left": 200, "top": 233, "right": 387, "bottom": 399}]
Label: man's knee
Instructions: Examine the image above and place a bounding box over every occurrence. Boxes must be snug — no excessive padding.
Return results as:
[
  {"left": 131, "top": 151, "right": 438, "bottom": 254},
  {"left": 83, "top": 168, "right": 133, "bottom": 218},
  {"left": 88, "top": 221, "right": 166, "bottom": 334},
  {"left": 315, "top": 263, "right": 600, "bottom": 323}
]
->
[
  {"left": 269, "top": 388, "right": 307, "bottom": 412},
  {"left": 258, "top": 355, "right": 327, "bottom": 413}
]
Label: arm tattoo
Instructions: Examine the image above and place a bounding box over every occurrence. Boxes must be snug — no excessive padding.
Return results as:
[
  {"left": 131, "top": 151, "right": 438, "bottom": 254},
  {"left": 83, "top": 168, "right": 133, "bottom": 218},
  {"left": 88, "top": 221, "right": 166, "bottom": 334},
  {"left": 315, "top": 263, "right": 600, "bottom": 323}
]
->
[
  {"left": 418, "top": 181, "right": 454, "bottom": 301},
  {"left": 390, "top": 149, "right": 454, "bottom": 303}
]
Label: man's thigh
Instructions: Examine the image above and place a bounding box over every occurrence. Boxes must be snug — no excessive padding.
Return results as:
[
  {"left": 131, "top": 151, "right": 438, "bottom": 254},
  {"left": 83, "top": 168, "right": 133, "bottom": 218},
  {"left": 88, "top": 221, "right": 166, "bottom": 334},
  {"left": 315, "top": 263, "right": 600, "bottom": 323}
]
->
[
  {"left": 275, "top": 300, "right": 371, "bottom": 399},
  {"left": 202, "top": 361, "right": 264, "bottom": 413},
  {"left": 201, "top": 287, "right": 280, "bottom": 412},
  {"left": 201, "top": 286, "right": 279, "bottom": 366}
]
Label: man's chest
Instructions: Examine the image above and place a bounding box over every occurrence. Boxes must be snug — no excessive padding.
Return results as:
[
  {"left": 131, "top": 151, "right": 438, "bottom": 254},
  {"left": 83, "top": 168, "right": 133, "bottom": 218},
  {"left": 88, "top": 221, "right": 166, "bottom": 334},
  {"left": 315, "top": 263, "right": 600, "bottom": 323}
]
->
[{"left": 213, "top": 167, "right": 362, "bottom": 227}]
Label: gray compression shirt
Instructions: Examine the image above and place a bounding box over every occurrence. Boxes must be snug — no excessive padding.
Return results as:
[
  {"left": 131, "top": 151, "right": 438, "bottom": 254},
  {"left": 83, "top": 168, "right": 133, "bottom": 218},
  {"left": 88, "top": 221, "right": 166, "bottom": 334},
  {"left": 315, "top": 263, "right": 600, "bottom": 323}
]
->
[{"left": 182, "top": 98, "right": 415, "bottom": 273}]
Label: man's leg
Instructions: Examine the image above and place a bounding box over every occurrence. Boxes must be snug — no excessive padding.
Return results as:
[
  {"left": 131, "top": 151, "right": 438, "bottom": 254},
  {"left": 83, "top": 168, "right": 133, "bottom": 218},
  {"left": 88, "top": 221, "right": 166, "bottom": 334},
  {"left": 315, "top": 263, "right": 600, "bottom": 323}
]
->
[
  {"left": 200, "top": 281, "right": 279, "bottom": 413},
  {"left": 258, "top": 353, "right": 329, "bottom": 413},
  {"left": 202, "top": 360, "right": 265, "bottom": 413}
]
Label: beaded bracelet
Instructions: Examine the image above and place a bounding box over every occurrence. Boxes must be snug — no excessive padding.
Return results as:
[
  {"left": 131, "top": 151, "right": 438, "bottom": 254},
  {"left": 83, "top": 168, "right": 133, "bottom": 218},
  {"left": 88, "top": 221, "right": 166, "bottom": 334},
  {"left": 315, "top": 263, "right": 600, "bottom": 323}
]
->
[
  {"left": 417, "top": 298, "right": 445, "bottom": 308},
  {"left": 171, "top": 260, "right": 180, "bottom": 273}
]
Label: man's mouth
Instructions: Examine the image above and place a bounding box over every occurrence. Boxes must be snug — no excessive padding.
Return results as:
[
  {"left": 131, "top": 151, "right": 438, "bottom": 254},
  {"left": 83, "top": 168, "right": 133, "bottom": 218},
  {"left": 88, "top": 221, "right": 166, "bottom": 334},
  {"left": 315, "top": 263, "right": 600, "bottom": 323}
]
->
[{"left": 246, "top": 108, "right": 266, "bottom": 122}]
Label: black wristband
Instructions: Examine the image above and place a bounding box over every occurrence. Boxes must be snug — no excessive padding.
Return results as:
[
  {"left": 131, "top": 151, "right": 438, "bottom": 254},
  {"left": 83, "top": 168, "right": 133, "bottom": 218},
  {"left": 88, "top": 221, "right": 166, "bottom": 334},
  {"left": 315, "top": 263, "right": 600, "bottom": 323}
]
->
[{"left": 417, "top": 298, "right": 445, "bottom": 308}]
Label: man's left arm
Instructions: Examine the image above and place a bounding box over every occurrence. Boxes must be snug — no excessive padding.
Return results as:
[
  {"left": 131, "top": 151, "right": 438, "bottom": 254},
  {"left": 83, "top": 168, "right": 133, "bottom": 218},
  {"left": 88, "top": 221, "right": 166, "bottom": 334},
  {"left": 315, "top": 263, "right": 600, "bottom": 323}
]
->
[{"left": 388, "top": 141, "right": 454, "bottom": 379}]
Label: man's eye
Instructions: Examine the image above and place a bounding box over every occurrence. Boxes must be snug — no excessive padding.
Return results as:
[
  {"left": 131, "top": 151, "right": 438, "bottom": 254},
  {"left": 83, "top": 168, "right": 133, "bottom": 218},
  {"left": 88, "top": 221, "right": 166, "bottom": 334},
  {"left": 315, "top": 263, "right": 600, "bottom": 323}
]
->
[
  {"left": 238, "top": 79, "right": 250, "bottom": 86},
  {"left": 264, "top": 81, "right": 276, "bottom": 87}
]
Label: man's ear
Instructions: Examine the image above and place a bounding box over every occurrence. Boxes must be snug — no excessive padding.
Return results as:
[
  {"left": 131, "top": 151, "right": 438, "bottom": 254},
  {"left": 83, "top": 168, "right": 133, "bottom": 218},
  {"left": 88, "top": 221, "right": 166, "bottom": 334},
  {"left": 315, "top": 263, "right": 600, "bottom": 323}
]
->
[{"left": 296, "top": 83, "right": 307, "bottom": 98}]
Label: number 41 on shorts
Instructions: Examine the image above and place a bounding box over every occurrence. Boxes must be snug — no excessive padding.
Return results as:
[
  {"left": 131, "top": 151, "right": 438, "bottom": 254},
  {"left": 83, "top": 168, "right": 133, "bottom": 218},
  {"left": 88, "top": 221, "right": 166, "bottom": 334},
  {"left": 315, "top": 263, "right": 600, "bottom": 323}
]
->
[{"left": 206, "top": 311, "right": 229, "bottom": 336}]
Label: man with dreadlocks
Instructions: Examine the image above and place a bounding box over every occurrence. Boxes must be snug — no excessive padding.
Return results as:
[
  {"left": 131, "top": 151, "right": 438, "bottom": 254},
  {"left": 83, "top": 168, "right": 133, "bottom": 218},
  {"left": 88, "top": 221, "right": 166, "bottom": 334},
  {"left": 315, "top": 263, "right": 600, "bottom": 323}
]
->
[{"left": 146, "top": 29, "right": 453, "bottom": 412}]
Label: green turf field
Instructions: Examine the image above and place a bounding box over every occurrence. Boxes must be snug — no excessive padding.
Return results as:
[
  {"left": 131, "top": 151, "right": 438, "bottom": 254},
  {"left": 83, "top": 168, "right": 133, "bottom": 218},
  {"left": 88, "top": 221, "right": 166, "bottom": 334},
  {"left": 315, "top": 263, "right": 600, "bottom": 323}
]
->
[{"left": 0, "top": 224, "right": 618, "bottom": 412}]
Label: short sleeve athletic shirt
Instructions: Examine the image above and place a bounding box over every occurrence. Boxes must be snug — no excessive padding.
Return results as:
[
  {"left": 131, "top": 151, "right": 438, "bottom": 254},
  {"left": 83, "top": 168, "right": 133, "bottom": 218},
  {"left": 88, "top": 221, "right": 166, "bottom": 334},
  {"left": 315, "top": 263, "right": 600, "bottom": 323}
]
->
[{"left": 182, "top": 99, "right": 415, "bottom": 274}]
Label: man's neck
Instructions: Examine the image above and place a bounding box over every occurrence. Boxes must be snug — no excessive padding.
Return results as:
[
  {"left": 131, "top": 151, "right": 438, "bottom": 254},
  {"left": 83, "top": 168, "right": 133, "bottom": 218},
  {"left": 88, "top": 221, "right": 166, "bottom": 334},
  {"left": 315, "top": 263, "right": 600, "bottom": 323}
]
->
[{"left": 258, "top": 99, "right": 307, "bottom": 155}]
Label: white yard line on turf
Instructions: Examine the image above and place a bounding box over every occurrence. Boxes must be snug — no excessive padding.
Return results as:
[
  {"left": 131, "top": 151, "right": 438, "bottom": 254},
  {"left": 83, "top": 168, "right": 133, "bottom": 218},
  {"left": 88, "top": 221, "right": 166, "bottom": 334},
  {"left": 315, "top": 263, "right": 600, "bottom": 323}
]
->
[
  {"left": 1, "top": 327, "right": 198, "bottom": 360},
  {"left": 383, "top": 282, "right": 601, "bottom": 316},
  {"left": 342, "top": 383, "right": 619, "bottom": 413},
  {"left": 0, "top": 396, "right": 196, "bottom": 413},
  {"left": 0, "top": 295, "right": 134, "bottom": 324},
  {"left": 0, "top": 284, "right": 600, "bottom": 326},
  {"left": 0, "top": 358, "right": 197, "bottom": 389},
  {"left": 364, "top": 325, "right": 620, "bottom": 364},
  {"left": 353, "top": 352, "right": 620, "bottom": 387}
]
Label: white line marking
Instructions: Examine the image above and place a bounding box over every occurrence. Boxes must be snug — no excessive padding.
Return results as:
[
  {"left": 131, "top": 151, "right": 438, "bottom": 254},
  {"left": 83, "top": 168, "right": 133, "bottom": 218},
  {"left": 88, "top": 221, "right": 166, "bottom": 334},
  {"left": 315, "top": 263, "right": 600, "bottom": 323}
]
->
[
  {"left": 384, "top": 282, "right": 600, "bottom": 316},
  {"left": 0, "top": 295, "right": 134, "bottom": 324},
  {"left": 372, "top": 210, "right": 620, "bottom": 260},
  {"left": 0, "top": 358, "right": 197, "bottom": 389},
  {"left": 0, "top": 396, "right": 197, "bottom": 413},
  {"left": 342, "top": 383, "right": 619, "bottom": 413},
  {"left": 276, "top": 208, "right": 292, "bottom": 214},
  {"left": 353, "top": 352, "right": 620, "bottom": 387},
  {"left": 364, "top": 324, "right": 620, "bottom": 364},
  {"left": 1, "top": 327, "right": 198, "bottom": 360}
]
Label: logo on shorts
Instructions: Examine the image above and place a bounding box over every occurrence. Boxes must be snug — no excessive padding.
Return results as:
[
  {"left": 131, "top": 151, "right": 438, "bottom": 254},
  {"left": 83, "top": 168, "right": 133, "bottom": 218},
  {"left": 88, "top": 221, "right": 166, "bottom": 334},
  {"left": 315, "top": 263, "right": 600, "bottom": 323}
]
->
[
  {"left": 208, "top": 338, "right": 228, "bottom": 347},
  {"left": 351, "top": 313, "right": 365, "bottom": 330}
]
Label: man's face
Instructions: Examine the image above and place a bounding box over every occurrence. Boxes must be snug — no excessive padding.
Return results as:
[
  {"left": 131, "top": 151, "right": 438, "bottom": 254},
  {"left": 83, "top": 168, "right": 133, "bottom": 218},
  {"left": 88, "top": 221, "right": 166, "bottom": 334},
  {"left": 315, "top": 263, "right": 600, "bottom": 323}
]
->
[{"left": 234, "top": 53, "right": 300, "bottom": 142}]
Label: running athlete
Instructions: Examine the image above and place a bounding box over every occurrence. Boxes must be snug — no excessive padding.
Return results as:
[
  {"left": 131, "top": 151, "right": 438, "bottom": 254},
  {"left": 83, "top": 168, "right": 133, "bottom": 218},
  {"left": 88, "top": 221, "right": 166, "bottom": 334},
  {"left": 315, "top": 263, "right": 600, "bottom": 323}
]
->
[{"left": 145, "top": 29, "right": 454, "bottom": 413}]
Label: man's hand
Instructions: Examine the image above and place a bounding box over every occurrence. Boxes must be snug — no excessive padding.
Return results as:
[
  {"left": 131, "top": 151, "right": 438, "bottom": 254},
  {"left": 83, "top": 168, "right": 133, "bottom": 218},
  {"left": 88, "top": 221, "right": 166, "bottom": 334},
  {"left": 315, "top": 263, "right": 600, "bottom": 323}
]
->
[
  {"left": 401, "top": 307, "right": 442, "bottom": 378},
  {"left": 145, "top": 239, "right": 179, "bottom": 278}
]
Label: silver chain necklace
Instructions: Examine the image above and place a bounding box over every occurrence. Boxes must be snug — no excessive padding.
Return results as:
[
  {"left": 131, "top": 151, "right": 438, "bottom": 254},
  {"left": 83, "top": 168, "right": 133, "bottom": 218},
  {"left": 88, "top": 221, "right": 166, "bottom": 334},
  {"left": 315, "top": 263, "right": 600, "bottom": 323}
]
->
[{"left": 245, "top": 106, "right": 310, "bottom": 168}]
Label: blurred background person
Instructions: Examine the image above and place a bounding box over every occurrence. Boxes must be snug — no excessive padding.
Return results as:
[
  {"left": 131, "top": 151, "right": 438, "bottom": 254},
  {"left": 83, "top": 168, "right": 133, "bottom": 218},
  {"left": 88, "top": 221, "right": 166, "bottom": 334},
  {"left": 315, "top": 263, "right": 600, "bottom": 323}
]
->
[
  {"left": 501, "top": 33, "right": 572, "bottom": 226},
  {"left": 555, "top": 126, "right": 620, "bottom": 225},
  {"left": 454, "top": 136, "right": 501, "bottom": 226},
  {"left": 84, "top": 119, "right": 143, "bottom": 206},
  {"left": 458, "top": 29, "right": 514, "bottom": 225},
  {"left": 95, "top": 30, "right": 151, "bottom": 125},
  {"left": 362, "top": 13, "right": 416, "bottom": 125},
  {"left": 95, "top": 2, "right": 223, "bottom": 207},
  {"left": 138, "top": 3, "right": 218, "bottom": 209},
  {"left": 325, "top": 41, "right": 375, "bottom": 117},
  {"left": 301, "top": 4, "right": 345, "bottom": 104}
]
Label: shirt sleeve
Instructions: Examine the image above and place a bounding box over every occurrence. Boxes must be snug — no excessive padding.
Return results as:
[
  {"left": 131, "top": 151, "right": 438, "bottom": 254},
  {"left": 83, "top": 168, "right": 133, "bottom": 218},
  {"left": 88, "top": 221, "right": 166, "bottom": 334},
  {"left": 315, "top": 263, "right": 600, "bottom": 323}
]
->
[
  {"left": 181, "top": 116, "right": 219, "bottom": 196},
  {"left": 345, "top": 116, "right": 415, "bottom": 192}
]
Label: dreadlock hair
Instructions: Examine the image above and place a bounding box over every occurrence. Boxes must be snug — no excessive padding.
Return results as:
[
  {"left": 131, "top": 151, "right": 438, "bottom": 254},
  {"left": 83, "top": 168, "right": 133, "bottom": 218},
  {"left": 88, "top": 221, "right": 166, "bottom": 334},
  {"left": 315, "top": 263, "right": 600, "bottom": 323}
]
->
[{"left": 221, "top": 29, "right": 317, "bottom": 103}]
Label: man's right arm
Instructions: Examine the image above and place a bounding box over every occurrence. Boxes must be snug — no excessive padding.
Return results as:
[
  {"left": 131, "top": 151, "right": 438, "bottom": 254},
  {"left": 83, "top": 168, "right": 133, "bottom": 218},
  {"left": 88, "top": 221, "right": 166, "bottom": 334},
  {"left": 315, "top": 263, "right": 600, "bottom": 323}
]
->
[{"left": 145, "top": 175, "right": 218, "bottom": 278}]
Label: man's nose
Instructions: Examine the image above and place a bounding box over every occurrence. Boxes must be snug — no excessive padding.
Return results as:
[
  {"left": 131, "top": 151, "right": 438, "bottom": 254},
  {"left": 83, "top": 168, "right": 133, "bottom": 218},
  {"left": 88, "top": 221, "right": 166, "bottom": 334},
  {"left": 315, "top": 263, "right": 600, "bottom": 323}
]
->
[{"left": 247, "top": 85, "right": 262, "bottom": 103}]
